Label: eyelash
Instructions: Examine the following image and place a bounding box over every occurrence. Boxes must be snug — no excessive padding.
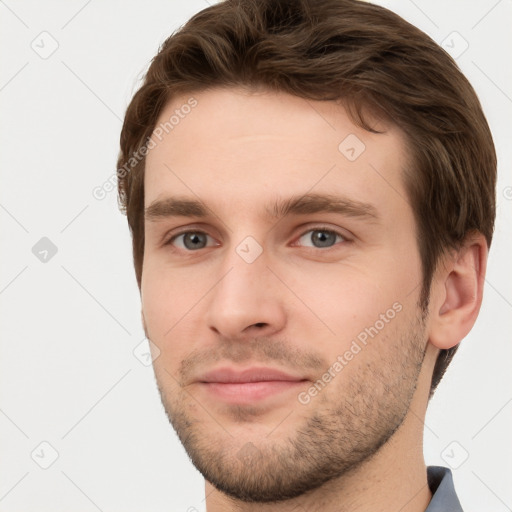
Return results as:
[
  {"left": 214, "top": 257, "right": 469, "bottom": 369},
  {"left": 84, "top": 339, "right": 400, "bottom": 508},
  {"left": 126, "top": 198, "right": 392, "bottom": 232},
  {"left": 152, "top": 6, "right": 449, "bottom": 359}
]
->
[{"left": 165, "top": 226, "right": 348, "bottom": 251}]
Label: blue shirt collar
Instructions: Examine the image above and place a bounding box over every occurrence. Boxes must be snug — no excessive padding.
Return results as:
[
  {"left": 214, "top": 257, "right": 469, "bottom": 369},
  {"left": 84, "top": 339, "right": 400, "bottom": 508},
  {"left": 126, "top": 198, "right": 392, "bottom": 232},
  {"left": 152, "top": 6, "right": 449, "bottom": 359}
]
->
[{"left": 425, "top": 466, "right": 463, "bottom": 511}]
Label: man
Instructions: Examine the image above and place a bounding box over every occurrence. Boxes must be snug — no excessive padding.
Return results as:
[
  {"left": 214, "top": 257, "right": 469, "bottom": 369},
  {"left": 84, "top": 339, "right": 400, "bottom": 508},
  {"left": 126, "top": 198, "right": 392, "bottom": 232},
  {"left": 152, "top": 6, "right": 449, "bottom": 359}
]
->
[{"left": 117, "top": 0, "right": 496, "bottom": 510}]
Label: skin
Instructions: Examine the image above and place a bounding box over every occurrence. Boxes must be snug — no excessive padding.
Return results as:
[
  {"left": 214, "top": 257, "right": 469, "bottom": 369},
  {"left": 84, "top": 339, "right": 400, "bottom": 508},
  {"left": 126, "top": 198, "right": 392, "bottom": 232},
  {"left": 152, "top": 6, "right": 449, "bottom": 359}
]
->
[{"left": 141, "top": 87, "right": 487, "bottom": 511}]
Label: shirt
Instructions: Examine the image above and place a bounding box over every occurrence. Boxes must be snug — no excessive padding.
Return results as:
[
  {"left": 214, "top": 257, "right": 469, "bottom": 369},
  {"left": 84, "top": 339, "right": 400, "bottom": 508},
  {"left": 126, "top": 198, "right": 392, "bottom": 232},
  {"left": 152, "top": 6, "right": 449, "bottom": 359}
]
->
[{"left": 425, "top": 466, "right": 463, "bottom": 511}]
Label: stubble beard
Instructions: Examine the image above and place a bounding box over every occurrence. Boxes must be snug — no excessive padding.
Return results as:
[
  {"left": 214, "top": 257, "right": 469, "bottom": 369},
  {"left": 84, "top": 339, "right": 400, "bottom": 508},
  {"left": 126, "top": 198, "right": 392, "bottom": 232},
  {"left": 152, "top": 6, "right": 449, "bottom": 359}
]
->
[{"left": 153, "top": 314, "right": 427, "bottom": 503}]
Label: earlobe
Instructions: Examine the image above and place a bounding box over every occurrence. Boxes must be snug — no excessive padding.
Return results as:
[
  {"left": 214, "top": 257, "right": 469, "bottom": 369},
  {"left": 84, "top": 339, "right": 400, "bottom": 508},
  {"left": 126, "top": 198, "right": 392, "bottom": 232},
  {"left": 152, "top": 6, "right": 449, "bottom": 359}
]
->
[{"left": 429, "top": 234, "right": 488, "bottom": 350}]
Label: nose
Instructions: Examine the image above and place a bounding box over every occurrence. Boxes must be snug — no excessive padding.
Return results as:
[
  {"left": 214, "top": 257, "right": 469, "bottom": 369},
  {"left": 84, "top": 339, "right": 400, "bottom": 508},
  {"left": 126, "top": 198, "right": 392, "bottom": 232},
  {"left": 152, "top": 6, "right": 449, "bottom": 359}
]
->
[{"left": 205, "top": 250, "right": 287, "bottom": 340}]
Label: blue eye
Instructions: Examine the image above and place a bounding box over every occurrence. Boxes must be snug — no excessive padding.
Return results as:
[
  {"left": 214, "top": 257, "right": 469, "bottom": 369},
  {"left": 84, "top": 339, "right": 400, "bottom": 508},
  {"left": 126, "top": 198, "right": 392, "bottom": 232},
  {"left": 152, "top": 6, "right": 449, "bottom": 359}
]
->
[
  {"left": 170, "top": 232, "right": 213, "bottom": 250},
  {"left": 298, "top": 229, "right": 345, "bottom": 248}
]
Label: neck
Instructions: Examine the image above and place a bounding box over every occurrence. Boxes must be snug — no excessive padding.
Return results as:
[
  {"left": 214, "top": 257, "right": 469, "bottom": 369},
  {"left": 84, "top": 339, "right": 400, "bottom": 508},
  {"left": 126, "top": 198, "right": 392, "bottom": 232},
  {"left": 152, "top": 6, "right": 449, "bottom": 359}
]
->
[{"left": 205, "top": 353, "right": 436, "bottom": 512}]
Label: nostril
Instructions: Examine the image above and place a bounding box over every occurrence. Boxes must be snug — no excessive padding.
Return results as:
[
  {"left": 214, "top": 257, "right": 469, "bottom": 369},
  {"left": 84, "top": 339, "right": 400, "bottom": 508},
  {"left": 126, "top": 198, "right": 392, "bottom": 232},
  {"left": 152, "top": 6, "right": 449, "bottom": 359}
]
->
[{"left": 254, "top": 322, "right": 266, "bottom": 328}]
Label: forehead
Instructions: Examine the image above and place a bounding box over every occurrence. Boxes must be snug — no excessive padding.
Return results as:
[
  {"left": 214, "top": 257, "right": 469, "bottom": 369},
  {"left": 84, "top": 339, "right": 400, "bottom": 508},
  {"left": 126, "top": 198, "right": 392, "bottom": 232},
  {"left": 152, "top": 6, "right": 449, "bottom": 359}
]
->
[{"left": 144, "top": 87, "right": 410, "bottom": 219}]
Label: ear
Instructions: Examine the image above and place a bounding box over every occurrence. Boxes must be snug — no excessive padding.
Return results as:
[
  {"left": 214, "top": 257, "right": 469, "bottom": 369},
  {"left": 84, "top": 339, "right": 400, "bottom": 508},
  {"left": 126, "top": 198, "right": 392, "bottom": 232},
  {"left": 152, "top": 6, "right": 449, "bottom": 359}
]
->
[{"left": 428, "top": 233, "right": 488, "bottom": 350}]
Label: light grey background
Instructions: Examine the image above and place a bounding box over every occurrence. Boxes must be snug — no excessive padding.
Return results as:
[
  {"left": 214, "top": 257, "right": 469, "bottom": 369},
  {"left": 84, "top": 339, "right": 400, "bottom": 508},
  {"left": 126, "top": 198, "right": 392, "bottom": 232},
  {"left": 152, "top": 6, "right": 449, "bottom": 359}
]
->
[{"left": 0, "top": 1, "right": 510, "bottom": 511}]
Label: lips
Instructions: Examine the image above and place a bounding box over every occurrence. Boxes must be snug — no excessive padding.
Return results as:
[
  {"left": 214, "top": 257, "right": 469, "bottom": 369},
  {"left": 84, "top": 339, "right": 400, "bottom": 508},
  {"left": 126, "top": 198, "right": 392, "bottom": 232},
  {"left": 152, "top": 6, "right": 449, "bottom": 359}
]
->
[
  {"left": 196, "top": 367, "right": 308, "bottom": 404},
  {"left": 199, "top": 367, "right": 305, "bottom": 384}
]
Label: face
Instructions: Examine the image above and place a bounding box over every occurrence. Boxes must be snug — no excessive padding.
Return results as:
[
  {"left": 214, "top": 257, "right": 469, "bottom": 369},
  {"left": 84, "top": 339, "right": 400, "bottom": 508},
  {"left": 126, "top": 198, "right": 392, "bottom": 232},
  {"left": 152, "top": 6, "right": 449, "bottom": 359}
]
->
[{"left": 142, "top": 87, "right": 428, "bottom": 502}]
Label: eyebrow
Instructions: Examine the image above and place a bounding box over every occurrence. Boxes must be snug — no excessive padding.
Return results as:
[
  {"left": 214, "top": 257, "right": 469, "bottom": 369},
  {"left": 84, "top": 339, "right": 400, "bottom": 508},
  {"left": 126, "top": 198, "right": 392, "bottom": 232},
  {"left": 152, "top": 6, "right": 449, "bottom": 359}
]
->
[
  {"left": 144, "top": 193, "right": 379, "bottom": 223},
  {"left": 145, "top": 198, "right": 208, "bottom": 221},
  {"left": 266, "top": 193, "right": 379, "bottom": 221}
]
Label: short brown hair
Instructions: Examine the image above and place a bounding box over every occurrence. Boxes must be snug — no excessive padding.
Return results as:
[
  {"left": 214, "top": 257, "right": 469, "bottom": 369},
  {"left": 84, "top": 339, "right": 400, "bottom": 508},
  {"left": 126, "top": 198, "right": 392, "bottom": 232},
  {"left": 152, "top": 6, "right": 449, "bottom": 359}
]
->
[{"left": 117, "top": 0, "right": 496, "bottom": 396}]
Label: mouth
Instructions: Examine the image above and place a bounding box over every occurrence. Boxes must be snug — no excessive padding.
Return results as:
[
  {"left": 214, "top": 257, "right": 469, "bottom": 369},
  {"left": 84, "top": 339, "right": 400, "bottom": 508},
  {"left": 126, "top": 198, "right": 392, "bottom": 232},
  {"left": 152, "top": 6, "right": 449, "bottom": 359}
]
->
[{"left": 196, "top": 367, "right": 309, "bottom": 404}]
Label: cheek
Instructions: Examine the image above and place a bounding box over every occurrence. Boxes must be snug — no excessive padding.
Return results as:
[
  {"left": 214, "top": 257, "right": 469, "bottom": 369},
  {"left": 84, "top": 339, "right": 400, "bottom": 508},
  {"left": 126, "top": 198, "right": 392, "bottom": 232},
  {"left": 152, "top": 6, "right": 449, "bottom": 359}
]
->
[
  {"left": 141, "top": 260, "right": 189, "bottom": 338},
  {"left": 141, "top": 269, "right": 191, "bottom": 375},
  {"left": 283, "top": 251, "right": 420, "bottom": 350},
  {"left": 141, "top": 258, "right": 218, "bottom": 363},
  {"left": 141, "top": 267, "right": 167, "bottom": 335},
  {"left": 142, "top": 254, "right": 201, "bottom": 308}
]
